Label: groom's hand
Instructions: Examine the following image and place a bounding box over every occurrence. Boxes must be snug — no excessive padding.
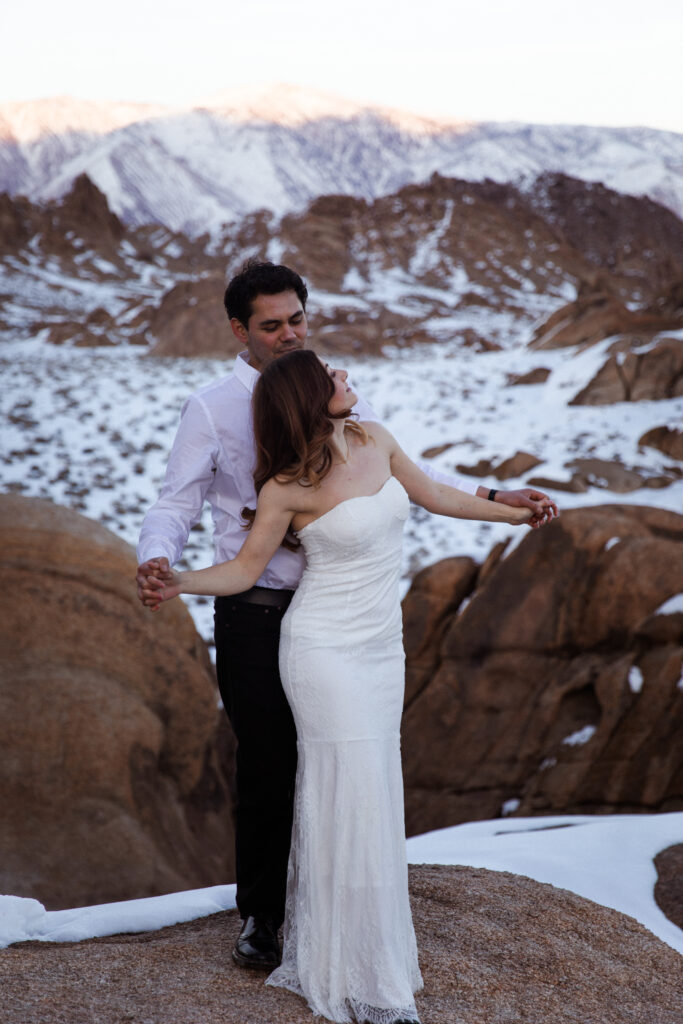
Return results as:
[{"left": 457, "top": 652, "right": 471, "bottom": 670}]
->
[
  {"left": 136, "top": 556, "right": 171, "bottom": 605},
  {"left": 495, "top": 488, "right": 559, "bottom": 528}
]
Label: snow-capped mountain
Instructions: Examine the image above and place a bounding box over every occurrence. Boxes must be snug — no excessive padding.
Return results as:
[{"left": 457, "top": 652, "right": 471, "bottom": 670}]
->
[{"left": 1, "top": 86, "right": 682, "bottom": 236}]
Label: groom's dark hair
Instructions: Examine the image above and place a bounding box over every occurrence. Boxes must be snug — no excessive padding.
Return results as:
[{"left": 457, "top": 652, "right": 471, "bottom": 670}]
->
[{"left": 224, "top": 259, "right": 308, "bottom": 327}]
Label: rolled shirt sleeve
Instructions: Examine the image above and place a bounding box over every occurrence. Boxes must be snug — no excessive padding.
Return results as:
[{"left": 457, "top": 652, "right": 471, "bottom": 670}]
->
[{"left": 137, "top": 395, "right": 218, "bottom": 566}]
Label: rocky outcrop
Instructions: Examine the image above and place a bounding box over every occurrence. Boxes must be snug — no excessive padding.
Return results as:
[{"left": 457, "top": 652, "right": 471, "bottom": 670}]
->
[
  {"left": 0, "top": 192, "right": 33, "bottom": 254},
  {"left": 0, "top": 495, "right": 235, "bottom": 909},
  {"left": 655, "top": 844, "right": 683, "bottom": 931},
  {"left": 453, "top": 451, "right": 543, "bottom": 481},
  {"left": 3, "top": 865, "right": 681, "bottom": 1024},
  {"left": 276, "top": 174, "right": 585, "bottom": 322},
  {"left": 51, "top": 172, "right": 125, "bottom": 249},
  {"left": 640, "top": 425, "right": 683, "bottom": 461},
  {"left": 4, "top": 168, "right": 683, "bottom": 356},
  {"left": 401, "top": 505, "right": 683, "bottom": 835},
  {"left": 492, "top": 450, "right": 543, "bottom": 480},
  {"left": 570, "top": 336, "right": 683, "bottom": 404},
  {"left": 146, "top": 274, "right": 240, "bottom": 358},
  {"left": 528, "top": 173, "right": 683, "bottom": 303},
  {"left": 527, "top": 456, "right": 679, "bottom": 495},
  {"left": 529, "top": 287, "right": 683, "bottom": 350},
  {"left": 506, "top": 366, "right": 551, "bottom": 385}
]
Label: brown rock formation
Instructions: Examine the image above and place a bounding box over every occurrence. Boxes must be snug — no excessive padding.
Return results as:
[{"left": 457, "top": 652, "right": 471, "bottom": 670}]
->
[
  {"left": 276, "top": 174, "right": 584, "bottom": 313},
  {"left": 52, "top": 173, "right": 125, "bottom": 249},
  {"left": 570, "top": 336, "right": 683, "bottom": 404},
  {"left": 493, "top": 450, "right": 543, "bottom": 480},
  {"left": 528, "top": 454, "right": 681, "bottom": 495},
  {"left": 455, "top": 458, "right": 495, "bottom": 477},
  {"left": 0, "top": 192, "right": 33, "bottom": 254},
  {"left": 647, "top": 278, "right": 683, "bottom": 316},
  {"left": 529, "top": 288, "right": 683, "bottom": 350},
  {"left": 402, "top": 557, "right": 479, "bottom": 706},
  {"left": 279, "top": 194, "right": 361, "bottom": 292},
  {"left": 401, "top": 505, "right": 683, "bottom": 835},
  {"left": 528, "top": 172, "right": 683, "bottom": 303},
  {"left": 147, "top": 275, "right": 240, "bottom": 358},
  {"left": 3, "top": 865, "right": 682, "bottom": 1024},
  {"left": 421, "top": 442, "right": 455, "bottom": 459},
  {"left": 565, "top": 457, "right": 669, "bottom": 492},
  {"left": 453, "top": 452, "right": 544, "bottom": 481},
  {"left": 0, "top": 495, "right": 235, "bottom": 909},
  {"left": 655, "top": 844, "right": 683, "bottom": 931},
  {"left": 525, "top": 473, "right": 590, "bottom": 494},
  {"left": 45, "top": 306, "right": 119, "bottom": 347},
  {"left": 639, "top": 425, "right": 683, "bottom": 461},
  {"left": 5, "top": 168, "right": 683, "bottom": 357},
  {"left": 506, "top": 366, "right": 551, "bottom": 385}
]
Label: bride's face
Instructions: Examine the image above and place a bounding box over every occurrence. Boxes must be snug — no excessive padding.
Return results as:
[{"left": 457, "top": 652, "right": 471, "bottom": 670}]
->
[{"left": 326, "top": 364, "right": 358, "bottom": 415}]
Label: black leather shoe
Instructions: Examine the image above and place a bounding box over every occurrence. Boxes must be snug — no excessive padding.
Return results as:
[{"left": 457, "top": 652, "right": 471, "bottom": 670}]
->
[{"left": 232, "top": 915, "right": 281, "bottom": 970}]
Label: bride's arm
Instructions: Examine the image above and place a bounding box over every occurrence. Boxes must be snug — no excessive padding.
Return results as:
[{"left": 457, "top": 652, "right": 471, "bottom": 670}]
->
[
  {"left": 141, "top": 479, "right": 297, "bottom": 608},
  {"left": 366, "top": 423, "right": 541, "bottom": 526}
]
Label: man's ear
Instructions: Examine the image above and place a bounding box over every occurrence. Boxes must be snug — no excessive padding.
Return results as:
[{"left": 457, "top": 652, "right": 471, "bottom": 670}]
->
[{"left": 230, "top": 317, "right": 248, "bottom": 345}]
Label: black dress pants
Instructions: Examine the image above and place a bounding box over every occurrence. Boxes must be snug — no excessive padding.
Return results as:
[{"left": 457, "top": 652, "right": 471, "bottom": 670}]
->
[{"left": 214, "top": 594, "right": 297, "bottom": 928}]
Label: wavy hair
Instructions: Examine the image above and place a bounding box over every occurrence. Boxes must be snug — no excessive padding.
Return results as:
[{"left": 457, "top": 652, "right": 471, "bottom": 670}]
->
[{"left": 242, "top": 350, "right": 366, "bottom": 545}]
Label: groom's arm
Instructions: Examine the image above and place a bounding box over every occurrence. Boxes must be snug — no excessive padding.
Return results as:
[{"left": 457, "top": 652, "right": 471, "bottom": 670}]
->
[{"left": 136, "top": 395, "right": 218, "bottom": 600}]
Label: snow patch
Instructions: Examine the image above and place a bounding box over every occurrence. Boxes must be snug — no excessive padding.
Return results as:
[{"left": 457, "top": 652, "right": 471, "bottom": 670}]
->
[
  {"left": 562, "top": 725, "right": 597, "bottom": 747},
  {"left": 654, "top": 593, "right": 683, "bottom": 616},
  {"left": 0, "top": 885, "right": 237, "bottom": 949},
  {"left": 628, "top": 666, "right": 644, "bottom": 694},
  {"left": 407, "top": 813, "right": 683, "bottom": 955}
]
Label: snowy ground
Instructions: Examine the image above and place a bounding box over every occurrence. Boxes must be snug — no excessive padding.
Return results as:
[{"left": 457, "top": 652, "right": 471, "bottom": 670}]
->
[
  {"left": 2, "top": 813, "right": 681, "bottom": 955},
  {"left": 2, "top": 323, "right": 682, "bottom": 961},
  {"left": 2, "top": 332, "right": 681, "bottom": 649}
]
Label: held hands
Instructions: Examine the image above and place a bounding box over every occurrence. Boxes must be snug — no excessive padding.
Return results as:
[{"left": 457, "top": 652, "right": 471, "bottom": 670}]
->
[
  {"left": 135, "top": 557, "right": 181, "bottom": 612},
  {"left": 141, "top": 573, "right": 183, "bottom": 611},
  {"left": 496, "top": 489, "right": 559, "bottom": 528}
]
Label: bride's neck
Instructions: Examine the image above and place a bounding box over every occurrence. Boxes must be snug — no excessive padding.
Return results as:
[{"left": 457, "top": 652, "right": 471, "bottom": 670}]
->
[{"left": 329, "top": 419, "right": 349, "bottom": 463}]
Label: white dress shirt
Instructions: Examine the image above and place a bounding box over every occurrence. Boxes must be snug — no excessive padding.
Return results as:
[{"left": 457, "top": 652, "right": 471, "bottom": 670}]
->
[{"left": 137, "top": 353, "right": 477, "bottom": 589}]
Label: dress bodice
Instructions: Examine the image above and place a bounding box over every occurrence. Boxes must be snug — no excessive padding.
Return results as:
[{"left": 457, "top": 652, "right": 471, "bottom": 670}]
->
[
  {"left": 296, "top": 475, "right": 409, "bottom": 568},
  {"left": 281, "top": 476, "right": 409, "bottom": 649}
]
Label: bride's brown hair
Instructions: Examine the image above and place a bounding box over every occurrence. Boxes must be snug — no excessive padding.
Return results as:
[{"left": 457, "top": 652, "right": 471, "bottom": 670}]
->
[{"left": 241, "top": 350, "right": 366, "bottom": 544}]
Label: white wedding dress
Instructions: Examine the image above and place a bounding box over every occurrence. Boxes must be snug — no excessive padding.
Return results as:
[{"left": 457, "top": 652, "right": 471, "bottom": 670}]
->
[{"left": 266, "top": 476, "right": 422, "bottom": 1024}]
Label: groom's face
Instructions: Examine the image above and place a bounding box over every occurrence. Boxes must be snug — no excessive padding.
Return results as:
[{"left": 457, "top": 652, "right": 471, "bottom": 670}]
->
[{"left": 231, "top": 290, "right": 308, "bottom": 370}]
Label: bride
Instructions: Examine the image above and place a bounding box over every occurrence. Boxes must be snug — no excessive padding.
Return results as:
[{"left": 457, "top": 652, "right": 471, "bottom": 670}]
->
[{"left": 142, "top": 349, "right": 542, "bottom": 1024}]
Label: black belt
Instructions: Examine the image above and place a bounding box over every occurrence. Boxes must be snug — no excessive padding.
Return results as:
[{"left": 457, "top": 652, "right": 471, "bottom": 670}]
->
[{"left": 229, "top": 585, "right": 294, "bottom": 609}]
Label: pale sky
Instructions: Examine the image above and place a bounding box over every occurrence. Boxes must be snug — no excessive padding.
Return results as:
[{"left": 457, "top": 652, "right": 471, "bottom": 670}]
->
[{"left": 3, "top": 0, "right": 682, "bottom": 131}]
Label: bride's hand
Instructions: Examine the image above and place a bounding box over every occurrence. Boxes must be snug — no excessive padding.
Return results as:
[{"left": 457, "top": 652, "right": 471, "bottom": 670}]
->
[
  {"left": 508, "top": 505, "right": 534, "bottom": 526},
  {"left": 141, "top": 572, "right": 183, "bottom": 611}
]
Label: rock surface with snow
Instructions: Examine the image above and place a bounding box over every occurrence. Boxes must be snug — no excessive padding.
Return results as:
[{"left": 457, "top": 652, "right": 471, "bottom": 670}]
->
[
  {"left": 2, "top": 861, "right": 681, "bottom": 1024},
  {"left": 0, "top": 495, "right": 235, "bottom": 909},
  {"left": 401, "top": 505, "right": 683, "bottom": 835}
]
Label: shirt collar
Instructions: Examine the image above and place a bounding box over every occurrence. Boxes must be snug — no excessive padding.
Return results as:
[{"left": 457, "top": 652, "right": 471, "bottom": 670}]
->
[{"left": 234, "top": 351, "right": 260, "bottom": 393}]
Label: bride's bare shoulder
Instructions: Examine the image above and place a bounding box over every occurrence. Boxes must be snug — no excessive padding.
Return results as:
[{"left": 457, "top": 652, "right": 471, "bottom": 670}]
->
[
  {"left": 360, "top": 420, "right": 397, "bottom": 453},
  {"left": 261, "top": 474, "right": 314, "bottom": 513}
]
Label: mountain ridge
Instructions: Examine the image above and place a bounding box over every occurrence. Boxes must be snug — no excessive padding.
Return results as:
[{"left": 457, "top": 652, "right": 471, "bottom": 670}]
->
[{"left": 1, "top": 86, "right": 682, "bottom": 237}]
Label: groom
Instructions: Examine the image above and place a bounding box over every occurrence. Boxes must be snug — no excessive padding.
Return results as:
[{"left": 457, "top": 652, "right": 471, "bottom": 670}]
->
[{"left": 136, "top": 259, "right": 556, "bottom": 969}]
